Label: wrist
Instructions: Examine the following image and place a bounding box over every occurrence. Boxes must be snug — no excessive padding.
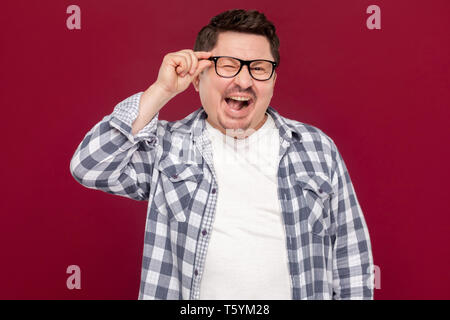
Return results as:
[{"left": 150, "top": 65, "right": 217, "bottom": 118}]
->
[{"left": 148, "top": 82, "right": 176, "bottom": 104}]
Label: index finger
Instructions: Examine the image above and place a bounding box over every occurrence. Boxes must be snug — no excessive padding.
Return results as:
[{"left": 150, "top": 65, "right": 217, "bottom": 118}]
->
[{"left": 194, "top": 51, "right": 213, "bottom": 60}]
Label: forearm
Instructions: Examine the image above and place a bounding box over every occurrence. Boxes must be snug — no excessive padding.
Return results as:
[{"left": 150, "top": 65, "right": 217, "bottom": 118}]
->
[{"left": 132, "top": 84, "right": 173, "bottom": 135}]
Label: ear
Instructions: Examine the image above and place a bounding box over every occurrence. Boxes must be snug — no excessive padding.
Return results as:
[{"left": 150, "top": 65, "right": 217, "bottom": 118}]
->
[
  {"left": 273, "top": 72, "right": 277, "bottom": 85},
  {"left": 193, "top": 75, "right": 200, "bottom": 92}
]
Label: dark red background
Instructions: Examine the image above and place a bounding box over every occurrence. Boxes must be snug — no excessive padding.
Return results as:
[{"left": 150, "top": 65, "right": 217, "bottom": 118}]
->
[{"left": 1, "top": 0, "right": 449, "bottom": 299}]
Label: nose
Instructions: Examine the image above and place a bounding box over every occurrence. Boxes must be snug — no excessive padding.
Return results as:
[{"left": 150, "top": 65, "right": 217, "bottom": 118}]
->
[{"left": 233, "top": 65, "right": 253, "bottom": 89}]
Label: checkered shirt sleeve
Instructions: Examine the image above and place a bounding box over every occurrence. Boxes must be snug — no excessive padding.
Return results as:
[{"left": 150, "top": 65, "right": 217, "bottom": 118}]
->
[
  {"left": 69, "top": 92, "right": 159, "bottom": 201},
  {"left": 330, "top": 142, "right": 374, "bottom": 299}
]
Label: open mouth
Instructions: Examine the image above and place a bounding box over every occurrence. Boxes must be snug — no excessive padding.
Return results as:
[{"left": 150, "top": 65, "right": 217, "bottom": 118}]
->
[{"left": 224, "top": 96, "right": 253, "bottom": 110}]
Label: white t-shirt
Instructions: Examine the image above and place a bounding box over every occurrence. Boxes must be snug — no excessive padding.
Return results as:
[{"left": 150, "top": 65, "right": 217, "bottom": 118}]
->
[{"left": 199, "top": 113, "right": 292, "bottom": 300}]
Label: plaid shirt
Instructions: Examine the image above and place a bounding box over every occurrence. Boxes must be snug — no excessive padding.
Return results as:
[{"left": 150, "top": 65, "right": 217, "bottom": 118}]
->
[{"left": 70, "top": 92, "right": 374, "bottom": 300}]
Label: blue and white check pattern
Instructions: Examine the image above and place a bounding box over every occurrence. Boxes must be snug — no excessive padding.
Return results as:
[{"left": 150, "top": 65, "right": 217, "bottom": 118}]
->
[{"left": 70, "top": 92, "right": 374, "bottom": 300}]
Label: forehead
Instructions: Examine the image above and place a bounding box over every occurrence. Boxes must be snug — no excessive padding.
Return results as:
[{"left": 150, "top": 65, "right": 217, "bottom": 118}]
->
[{"left": 212, "top": 31, "right": 274, "bottom": 61}]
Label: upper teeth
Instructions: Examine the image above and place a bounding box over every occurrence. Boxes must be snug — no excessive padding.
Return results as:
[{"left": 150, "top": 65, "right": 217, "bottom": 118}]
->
[{"left": 228, "top": 96, "right": 250, "bottom": 101}]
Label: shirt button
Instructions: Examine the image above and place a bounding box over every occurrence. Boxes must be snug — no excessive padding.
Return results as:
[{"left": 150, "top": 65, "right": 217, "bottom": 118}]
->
[
  {"left": 202, "top": 229, "right": 207, "bottom": 236},
  {"left": 318, "top": 188, "right": 323, "bottom": 193},
  {"left": 194, "top": 269, "right": 198, "bottom": 276},
  {"left": 211, "top": 188, "right": 216, "bottom": 194},
  {"left": 172, "top": 174, "right": 178, "bottom": 179}
]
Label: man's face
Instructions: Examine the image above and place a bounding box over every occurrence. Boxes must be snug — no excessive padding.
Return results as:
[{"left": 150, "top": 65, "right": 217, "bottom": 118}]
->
[{"left": 193, "top": 31, "right": 277, "bottom": 136}]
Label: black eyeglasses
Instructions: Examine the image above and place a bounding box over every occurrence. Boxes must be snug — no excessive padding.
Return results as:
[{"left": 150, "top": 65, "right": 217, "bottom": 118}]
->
[{"left": 208, "top": 56, "right": 277, "bottom": 81}]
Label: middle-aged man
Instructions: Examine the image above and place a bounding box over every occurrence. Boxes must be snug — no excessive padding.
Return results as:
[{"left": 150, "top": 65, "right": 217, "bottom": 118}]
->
[{"left": 70, "top": 9, "right": 374, "bottom": 300}]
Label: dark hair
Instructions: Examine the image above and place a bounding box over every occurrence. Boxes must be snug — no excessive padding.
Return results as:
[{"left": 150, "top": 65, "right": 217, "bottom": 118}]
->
[{"left": 194, "top": 9, "right": 280, "bottom": 66}]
